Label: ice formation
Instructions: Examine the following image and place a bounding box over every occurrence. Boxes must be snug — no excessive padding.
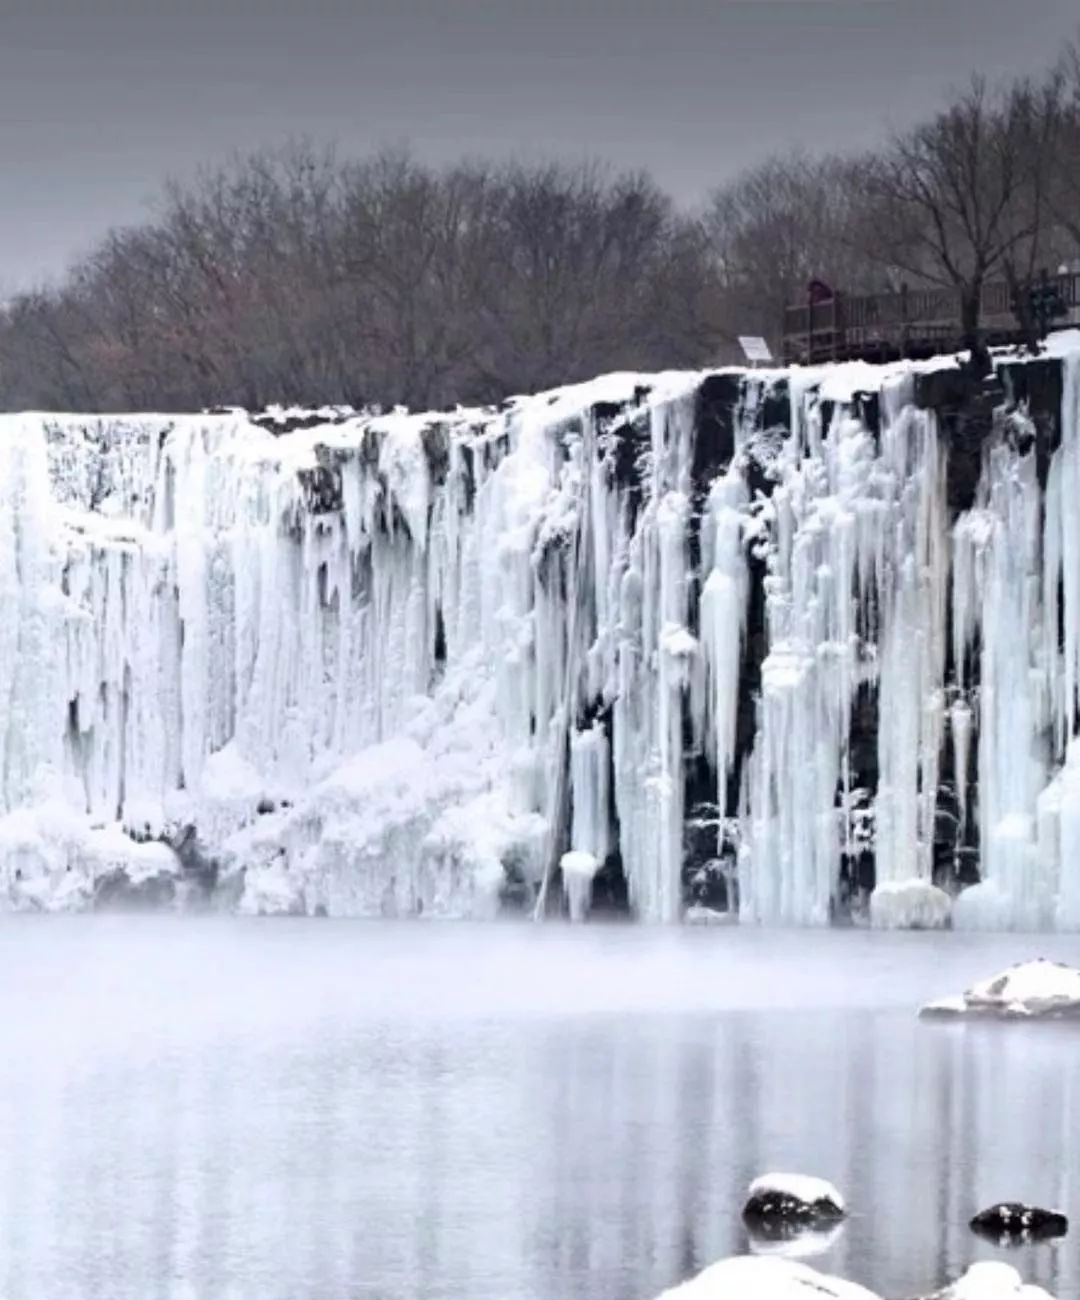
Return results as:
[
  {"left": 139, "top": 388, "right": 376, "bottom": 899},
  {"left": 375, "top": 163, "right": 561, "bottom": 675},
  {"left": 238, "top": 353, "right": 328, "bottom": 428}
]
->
[
  {"left": 869, "top": 880, "right": 951, "bottom": 930},
  {"left": 4, "top": 333, "right": 1080, "bottom": 923}
]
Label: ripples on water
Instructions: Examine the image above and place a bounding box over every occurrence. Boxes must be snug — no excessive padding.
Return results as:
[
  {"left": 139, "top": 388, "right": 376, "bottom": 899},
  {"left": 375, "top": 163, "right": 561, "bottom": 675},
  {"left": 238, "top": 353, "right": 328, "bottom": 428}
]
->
[{"left": 1, "top": 919, "right": 1079, "bottom": 1299}]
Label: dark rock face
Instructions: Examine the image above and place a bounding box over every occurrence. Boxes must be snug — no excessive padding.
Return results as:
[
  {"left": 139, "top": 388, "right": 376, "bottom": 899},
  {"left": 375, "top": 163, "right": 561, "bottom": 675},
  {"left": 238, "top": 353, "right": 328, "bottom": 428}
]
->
[
  {"left": 682, "top": 799, "right": 728, "bottom": 912},
  {"left": 589, "top": 851, "right": 630, "bottom": 916},
  {"left": 970, "top": 1203, "right": 1068, "bottom": 1243},
  {"left": 999, "top": 356, "right": 1064, "bottom": 489},
  {"left": 420, "top": 421, "right": 451, "bottom": 487},
  {"left": 169, "top": 823, "right": 221, "bottom": 905},
  {"left": 297, "top": 463, "right": 342, "bottom": 514},
  {"left": 93, "top": 870, "right": 176, "bottom": 911},
  {"left": 600, "top": 404, "right": 651, "bottom": 534}
]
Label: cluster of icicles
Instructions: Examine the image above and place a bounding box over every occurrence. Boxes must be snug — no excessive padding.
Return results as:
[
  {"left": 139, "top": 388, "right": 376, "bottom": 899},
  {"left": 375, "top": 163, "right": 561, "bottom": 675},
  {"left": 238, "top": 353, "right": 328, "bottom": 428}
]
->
[{"left": 1, "top": 338, "right": 1079, "bottom": 925}]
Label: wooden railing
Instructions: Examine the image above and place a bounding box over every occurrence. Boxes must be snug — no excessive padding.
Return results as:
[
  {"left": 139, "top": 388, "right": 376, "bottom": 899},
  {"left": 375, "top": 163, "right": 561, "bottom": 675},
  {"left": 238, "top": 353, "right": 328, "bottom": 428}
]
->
[{"left": 782, "top": 271, "right": 1080, "bottom": 365}]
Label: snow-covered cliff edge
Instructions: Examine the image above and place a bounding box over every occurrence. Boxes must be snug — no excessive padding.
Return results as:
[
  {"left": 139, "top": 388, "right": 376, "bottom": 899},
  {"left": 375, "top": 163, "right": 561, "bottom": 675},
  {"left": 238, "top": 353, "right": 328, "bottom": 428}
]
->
[{"left": 3, "top": 335, "right": 1080, "bottom": 925}]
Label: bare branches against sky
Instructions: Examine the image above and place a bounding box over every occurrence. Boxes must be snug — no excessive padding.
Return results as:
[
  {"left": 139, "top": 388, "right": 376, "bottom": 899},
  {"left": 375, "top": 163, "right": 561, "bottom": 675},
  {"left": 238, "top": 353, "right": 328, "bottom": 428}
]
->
[{"left": 1, "top": 0, "right": 1078, "bottom": 287}]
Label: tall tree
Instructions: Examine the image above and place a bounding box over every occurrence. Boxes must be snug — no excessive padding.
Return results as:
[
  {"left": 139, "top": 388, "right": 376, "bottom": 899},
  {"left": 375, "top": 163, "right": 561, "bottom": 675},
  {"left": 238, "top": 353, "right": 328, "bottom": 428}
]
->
[
  {"left": 704, "top": 151, "right": 885, "bottom": 353},
  {"left": 862, "top": 77, "right": 1063, "bottom": 347}
]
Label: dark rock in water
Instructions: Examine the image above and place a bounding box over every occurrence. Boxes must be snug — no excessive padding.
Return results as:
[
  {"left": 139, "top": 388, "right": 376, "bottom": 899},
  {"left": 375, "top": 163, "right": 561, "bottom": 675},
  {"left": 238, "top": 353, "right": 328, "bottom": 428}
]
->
[
  {"left": 743, "top": 1176, "right": 846, "bottom": 1228},
  {"left": 744, "top": 1191, "right": 846, "bottom": 1225},
  {"left": 743, "top": 1219, "right": 847, "bottom": 1268},
  {"left": 970, "top": 1203, "right": 1068, "bottom": 1243},
  {"left": 745, "top": 1217, "right": 842, "bottom": 1246}
]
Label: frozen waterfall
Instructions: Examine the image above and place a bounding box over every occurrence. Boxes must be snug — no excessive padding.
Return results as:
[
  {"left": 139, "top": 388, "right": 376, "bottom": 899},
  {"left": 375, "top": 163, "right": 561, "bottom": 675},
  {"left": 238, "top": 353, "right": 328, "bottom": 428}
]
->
[{"left": 2, "top": 334, "right": 1080, "bottom": 926}]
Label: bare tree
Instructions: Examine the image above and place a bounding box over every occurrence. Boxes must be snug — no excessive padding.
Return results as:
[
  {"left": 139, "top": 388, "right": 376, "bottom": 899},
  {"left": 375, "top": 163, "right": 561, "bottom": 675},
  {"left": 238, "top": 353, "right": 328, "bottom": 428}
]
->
[
  {"left": 1047, "top": 34, "right": 1080, "bottom": 262},
  {"left": 862, "top": 77, "right": 1063, "bottom": 348},
  {"left": 704, "top": 151, "right": 886, "bottom": 353},
  {"left": 3, "top": 54, "right": 1072, "bottom": 416}
]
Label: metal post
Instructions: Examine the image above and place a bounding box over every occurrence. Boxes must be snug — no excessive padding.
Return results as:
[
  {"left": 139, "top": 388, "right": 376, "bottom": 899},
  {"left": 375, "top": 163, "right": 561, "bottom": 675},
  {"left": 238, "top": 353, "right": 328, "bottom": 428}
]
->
[
  {"left": 900, "top": 282, "right": 910, "bottom": 359},
  {"left": 807, "top": 286, "right": 815, "bottom": 365}
]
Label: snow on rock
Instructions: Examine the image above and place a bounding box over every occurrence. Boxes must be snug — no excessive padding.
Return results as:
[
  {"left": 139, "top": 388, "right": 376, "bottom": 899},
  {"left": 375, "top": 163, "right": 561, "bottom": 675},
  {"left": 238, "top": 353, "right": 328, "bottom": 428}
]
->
[
  {"left": 743, "top": 1173, "right": 846, "bottom": 1224},
  {"left": 655, "top": 1256, "right": 879, "bottom": 1299},
  {"left": 0, "top": 797, "right": 181, "bottom": 911},
  {"left": 7, "top": 340, "right": 1080, "bottom": 921},
  {"left": 869, "top": 879, "right": 952, "bottom": 930},
  {"left": 920, "top": 959, "right": 1080, "bottom": 1019},
  {"left": 925, "top": 1261, "right": 1056, "bottom": 1299}
]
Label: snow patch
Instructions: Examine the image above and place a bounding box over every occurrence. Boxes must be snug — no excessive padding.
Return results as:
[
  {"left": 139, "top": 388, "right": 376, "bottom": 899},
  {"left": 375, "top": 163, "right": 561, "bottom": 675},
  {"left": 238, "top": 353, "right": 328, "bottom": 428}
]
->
[
  {"left": 655, "top": 1256, "right": 878, "bottom": 1299},
  {"left": 939, "top": 1262, "right": 1055, "bottom": 1300}
]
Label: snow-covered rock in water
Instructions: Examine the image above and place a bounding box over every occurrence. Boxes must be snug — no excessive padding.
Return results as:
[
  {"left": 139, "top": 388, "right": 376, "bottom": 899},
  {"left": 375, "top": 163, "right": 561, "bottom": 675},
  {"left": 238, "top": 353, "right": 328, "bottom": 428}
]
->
[
  {"left": 970, "top": 1203, "right": 1068, "bottom": 1243},
  {"left": 922, "top": 1261, "right": 1056, "bottom": 1299},
  {"left": 965, "top": 960, "right": 1080, "bottom": 1014},
  {"left": 655, "top": 1255, "right": 879, "bottom": 1299},
  {"left": 870, "top": 879, "right": 951, "bottom": 930},
  {"left": 921, "top": 959, "right": 1080, "bottom": 1020},
  {"left": 743, "top": 1173, "right": 846, "bottom": 1226}
]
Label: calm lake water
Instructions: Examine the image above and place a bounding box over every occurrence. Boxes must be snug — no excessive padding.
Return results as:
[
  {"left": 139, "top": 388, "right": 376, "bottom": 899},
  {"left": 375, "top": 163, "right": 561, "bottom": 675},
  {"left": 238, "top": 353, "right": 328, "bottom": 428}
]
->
[{"left": 1, "top": 918, "right": 1079, "bottom": 1300}]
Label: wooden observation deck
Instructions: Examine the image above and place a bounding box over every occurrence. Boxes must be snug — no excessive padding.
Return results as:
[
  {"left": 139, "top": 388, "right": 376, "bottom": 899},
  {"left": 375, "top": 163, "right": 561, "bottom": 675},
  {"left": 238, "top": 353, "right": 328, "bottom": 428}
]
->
[{"left": 782, "top": 272, "right": 1080, "bottom": 366}]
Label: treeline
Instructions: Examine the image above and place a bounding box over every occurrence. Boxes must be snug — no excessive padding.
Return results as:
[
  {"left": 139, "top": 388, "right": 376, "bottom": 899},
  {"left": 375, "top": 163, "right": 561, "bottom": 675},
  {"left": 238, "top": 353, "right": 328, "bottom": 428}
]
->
[{"left": 2, "top": 40, "right": 1080, "bottom": 412}]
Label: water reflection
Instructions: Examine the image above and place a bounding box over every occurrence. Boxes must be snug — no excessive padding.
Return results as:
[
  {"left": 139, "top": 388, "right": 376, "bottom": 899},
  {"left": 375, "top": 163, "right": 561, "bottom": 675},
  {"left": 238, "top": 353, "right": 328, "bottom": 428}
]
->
[{"left": 0, "top": 922, "right": 1077, "bottom": 1300}]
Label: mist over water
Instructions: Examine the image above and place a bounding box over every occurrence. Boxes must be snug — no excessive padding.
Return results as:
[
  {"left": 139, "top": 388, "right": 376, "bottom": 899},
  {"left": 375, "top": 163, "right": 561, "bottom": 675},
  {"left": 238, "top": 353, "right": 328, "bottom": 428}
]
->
[{"left": 1, "top": 919, "right": 1079, "bottom": 1299}]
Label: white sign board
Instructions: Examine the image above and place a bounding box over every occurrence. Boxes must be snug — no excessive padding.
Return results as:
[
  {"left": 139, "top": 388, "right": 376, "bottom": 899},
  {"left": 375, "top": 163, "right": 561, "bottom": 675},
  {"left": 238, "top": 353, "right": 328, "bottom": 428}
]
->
[{"left": 738, "top": 336, "right": 773, "bottom": 364}]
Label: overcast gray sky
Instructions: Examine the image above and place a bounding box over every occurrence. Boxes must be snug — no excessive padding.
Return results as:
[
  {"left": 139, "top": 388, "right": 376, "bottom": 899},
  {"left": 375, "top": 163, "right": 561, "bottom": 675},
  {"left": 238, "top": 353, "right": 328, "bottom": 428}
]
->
[{"left": 0, "top": 0, "right": 1077, "bottom": 290}]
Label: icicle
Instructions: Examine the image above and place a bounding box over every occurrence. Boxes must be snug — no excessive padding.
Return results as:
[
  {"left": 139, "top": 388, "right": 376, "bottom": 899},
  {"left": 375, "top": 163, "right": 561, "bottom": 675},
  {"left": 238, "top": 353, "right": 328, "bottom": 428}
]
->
[
  {"left": 6, "top": 346, "right": 1080, "bottom": 928},
  {"left": 560, "top": 850, "right": 598, "bottom": 922},
  {"left": 700, "top": 469, "right": 748, "bottom": 796},
  {"left": 951, "top": 700, "right": 972, "bottom": 840}
]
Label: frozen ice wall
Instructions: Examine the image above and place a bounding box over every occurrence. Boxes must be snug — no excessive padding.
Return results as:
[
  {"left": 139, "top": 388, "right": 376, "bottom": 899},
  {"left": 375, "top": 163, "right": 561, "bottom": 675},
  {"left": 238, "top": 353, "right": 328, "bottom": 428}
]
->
[{"left": 3, "top": 334, "right": 1080, "bottom": 925}]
